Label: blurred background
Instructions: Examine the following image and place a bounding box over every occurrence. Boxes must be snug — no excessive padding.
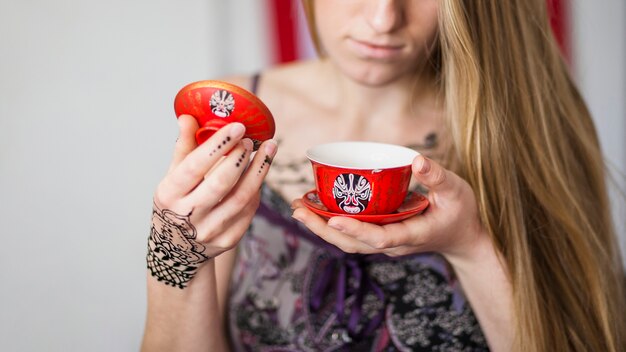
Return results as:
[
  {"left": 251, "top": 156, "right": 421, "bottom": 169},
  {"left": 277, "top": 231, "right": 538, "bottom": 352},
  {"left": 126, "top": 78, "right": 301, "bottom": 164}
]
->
[{"left": 0, "top": 0, "right": 624, "bottom": 351}]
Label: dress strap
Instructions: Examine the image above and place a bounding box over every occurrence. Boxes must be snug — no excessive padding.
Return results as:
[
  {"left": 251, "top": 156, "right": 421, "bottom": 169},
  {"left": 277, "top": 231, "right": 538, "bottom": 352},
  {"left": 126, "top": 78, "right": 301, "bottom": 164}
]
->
[{"left": 250, "top": 72, "right": 261, "bottom": 95}]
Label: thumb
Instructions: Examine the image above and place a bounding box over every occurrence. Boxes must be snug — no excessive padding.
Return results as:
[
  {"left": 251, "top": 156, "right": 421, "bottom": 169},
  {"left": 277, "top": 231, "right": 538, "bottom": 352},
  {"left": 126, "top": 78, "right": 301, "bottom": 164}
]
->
[
  {"left": 411, "top": 154, "right": 451, "bottom": 192},
  {"left": 168, "top": 114, "right": 199, "bottom": 173}
]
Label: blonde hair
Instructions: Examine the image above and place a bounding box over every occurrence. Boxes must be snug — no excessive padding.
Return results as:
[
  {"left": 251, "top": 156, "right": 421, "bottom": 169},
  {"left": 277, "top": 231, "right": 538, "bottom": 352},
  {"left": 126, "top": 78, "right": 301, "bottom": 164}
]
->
[{"left": 302, "top": 0, "right": 626, "bottom": 350}]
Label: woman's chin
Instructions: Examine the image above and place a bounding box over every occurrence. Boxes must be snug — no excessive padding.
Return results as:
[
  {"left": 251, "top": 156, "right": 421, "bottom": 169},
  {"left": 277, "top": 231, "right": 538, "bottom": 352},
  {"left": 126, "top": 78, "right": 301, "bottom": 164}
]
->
[
  {"left": 342, "top": 63, "right": 414, "bottom": 87},
  {"left": 352, "top": 71, "right": 409, "bottom": 87}
]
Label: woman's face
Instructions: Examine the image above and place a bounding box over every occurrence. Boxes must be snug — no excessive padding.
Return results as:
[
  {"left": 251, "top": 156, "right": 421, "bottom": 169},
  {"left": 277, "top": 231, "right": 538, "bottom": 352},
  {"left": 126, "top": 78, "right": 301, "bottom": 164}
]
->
[{"left": 314, "top": 0, "right": 440, "bottom": 86}]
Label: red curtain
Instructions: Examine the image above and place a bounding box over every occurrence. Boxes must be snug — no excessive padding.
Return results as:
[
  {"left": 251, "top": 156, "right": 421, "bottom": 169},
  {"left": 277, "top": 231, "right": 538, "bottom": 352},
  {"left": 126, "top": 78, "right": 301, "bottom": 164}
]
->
[
  {"left": 267, "top": 0, "right": 298, "bottom": 63},
  {"left": 547, "top": 0, "right": 570, "bottom": 60}
]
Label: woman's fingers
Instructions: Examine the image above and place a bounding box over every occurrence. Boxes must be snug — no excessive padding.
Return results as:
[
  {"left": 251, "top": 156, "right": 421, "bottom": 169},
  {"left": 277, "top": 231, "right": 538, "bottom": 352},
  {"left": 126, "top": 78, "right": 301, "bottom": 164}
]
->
[
  {"left": 290, "top": 190, "right": 435, "bottom": 255},
  {"left": 412, "top": 155, "right": 465, "bottom": 203},
  {"left": 234, "top": 139, "right": 278, "bottom": 192},
  {"left": 167, "top": 114, "right": 199, "bottom": 174},
  {"left": 327, "top": 217, "right": 412, "bottom": 248},
  {"left": 193, "top": 140, "right": 277, "bottom": 242},
  {"left": 197, "top": 140, "right": 277, "bottom": 237},
  {"left": 289, "top": 199, "right": 384, "bottom": 253},
  {"left": 160, "top": 123, "right": 246, "bottom": 201},
  {"left": 331, "top": 214, "right": 440, "bottom": 254},
  {"left": 196, "top": 191, "right": 261, "bottom": 248},
  {"left": 186, "top": 139, "right": 253, "bottom": 209},
  {"left": 291, "top": 207, "right": 379, "bottom": 254}
]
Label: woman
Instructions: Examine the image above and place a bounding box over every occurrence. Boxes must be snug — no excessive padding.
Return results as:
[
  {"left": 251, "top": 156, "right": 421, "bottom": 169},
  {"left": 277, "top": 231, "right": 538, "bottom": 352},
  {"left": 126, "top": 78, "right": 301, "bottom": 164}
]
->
[{"left": 142, "top": 0, "right": 626, "bottom": 351}]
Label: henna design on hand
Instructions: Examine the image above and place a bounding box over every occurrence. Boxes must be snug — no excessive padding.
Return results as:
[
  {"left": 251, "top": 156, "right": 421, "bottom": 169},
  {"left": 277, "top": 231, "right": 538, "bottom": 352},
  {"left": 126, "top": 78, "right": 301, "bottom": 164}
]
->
[
  {"left": 258, "top": 155, "right": 273, "bottom": 174},
  {"left": 147, "top": 203, "right": 210, "bottom": 289},
  {"left": 236, "top": 149, "right": 247, "bottom": 168},
  {"left": 209, "top": 136, "right": 231, "bottom": 157}
]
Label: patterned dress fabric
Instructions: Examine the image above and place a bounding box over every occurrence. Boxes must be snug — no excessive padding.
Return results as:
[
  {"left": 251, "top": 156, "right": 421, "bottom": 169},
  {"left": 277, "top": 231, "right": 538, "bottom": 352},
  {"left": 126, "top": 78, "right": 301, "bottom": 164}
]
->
[{"left": 227, "top": 186, "right": 489, "bottom": 351}]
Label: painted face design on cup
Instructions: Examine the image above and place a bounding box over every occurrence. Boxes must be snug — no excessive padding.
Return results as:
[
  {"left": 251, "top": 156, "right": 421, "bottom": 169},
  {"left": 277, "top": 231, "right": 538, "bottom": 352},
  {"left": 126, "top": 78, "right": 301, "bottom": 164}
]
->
[
  {"left": 210, "top": 90, "right": 235, "bottom": 117},
  {"left": 332, "top": 173, "right": 372, "bottom": 214}
]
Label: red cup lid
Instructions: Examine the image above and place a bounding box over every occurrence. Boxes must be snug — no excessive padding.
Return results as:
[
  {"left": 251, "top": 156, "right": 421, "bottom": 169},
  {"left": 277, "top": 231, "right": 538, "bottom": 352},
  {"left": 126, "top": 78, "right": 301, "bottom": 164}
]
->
[{"left": 174, "top": 80, "right": 275, "bottom": 150}]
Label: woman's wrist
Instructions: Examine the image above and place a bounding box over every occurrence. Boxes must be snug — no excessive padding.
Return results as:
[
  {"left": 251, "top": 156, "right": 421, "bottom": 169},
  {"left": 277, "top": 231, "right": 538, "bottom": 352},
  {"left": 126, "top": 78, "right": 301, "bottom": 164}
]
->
[
  {"left": 440, "top": 226, "right": 514, "bottom": 351},
  {"left": 148, "top": 202, "right": 216, "bottom": 289},
  {"left": 441, "top": 224, "right": 501, "bottom": 274},
  {"left": 144, "top": 259, "right": 229, "bottom": 352}
]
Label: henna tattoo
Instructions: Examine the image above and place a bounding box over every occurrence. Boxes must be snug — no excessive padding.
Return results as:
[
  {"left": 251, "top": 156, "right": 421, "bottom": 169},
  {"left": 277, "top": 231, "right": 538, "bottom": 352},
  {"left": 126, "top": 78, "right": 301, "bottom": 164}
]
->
[
  {"left": 208, "top": 138, "right": 233, "bottom": 157},
  {"left": 147, "top": 203, "right": 210, "bottom": 289},
  {"left": 258, "top": 155, "right": 273, "bottom": 174},
  {"left": 236, "top": 149, "right": 247, "bottom": 167}
]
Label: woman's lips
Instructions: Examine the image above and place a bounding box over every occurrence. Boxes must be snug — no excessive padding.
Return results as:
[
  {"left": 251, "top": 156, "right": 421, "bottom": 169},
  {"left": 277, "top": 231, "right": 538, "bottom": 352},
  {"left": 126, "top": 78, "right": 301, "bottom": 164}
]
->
[{"left": 347, "top": 38, "right": 405, "bottom": 60}]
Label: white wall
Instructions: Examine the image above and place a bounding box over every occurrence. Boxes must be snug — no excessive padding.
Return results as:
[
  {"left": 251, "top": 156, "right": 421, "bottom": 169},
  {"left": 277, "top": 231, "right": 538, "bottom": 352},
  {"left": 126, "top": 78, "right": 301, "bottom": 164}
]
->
[
  {"left": 0, "top": 0, "right": 624, "bottom": 351},
  {"left": 571, "top": 0, "right": 626, "bottom": 265},
  {"left": 0, "top": 1, "right": 269, "bottom": 351}
]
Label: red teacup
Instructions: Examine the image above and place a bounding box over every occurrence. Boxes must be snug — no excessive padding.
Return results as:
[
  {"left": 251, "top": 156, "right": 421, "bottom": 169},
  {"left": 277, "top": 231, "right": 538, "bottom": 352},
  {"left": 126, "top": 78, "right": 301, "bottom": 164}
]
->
[
  {"left": 174, "top": 80, "right": 275, "bottom": 150},
  {"left": 306, "top": 142, "right": 418, "bottom": 215}
]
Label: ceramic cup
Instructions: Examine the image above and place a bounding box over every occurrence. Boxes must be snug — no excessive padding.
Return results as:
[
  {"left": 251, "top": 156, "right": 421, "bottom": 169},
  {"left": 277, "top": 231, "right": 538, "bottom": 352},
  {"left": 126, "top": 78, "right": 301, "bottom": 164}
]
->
[
  {"left": 306, "top": 141, "right": 418, "bottom": 215},
  {"left": 174, "top": 80, "right": 275, "bottom": 150}
]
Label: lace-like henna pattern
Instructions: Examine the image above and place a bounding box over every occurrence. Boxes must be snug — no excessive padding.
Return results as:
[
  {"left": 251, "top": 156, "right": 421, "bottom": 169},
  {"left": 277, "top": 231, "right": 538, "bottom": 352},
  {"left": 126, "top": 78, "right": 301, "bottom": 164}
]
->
[{"left": 147, "top": 203, "right": 210, "bottom": 289}]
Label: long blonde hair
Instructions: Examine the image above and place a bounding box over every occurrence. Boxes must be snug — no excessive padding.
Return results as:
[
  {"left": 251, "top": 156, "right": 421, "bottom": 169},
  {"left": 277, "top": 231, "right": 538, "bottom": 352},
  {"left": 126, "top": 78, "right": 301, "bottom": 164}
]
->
[
  {"left": 302, "top": 0, "right": 626, "bottom": 350},
  {"left": 439, "top": 0, "right": 625, "bottom": 350}
]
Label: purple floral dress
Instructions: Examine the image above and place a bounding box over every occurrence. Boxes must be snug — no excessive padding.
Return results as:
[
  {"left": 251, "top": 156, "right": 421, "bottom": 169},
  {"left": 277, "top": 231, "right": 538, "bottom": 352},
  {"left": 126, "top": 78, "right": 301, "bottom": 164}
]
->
[{"left": 227, "top": 186, "right": 488, "bottom": 352}]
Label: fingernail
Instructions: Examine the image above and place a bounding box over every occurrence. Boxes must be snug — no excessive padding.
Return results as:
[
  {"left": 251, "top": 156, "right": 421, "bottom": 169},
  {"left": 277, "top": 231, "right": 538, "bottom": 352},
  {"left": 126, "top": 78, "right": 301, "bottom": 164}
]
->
[
  {"left": 328, "top": 222, "right": 344, "bottom": 232},
  {"left": 291, "top": 214, "right": 302, "bottom": 222},
  {"left": 264, "top": 139, "right": 277, "bottom": 157},
  {"left": 242, "top": 138, "right": 253, "bottom": 151},
  {"left": 418, "top": 156, "right": 431, "bottom": 174},
  {"left": 230, "top": 123, "right": 245, "bottom": 139}
]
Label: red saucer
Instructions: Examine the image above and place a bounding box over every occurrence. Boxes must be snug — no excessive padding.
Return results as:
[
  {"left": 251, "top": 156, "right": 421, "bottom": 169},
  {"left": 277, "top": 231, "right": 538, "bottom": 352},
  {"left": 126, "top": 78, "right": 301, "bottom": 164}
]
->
[{"left": 301, "top": 190, "right": 429, "bottom": 225}]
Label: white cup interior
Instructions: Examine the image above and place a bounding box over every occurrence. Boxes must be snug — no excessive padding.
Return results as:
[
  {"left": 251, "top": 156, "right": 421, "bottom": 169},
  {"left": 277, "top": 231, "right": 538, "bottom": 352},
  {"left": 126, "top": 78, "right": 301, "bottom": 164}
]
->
[{"left": 306, "top": 141, "right": 419, "bottom": 169}]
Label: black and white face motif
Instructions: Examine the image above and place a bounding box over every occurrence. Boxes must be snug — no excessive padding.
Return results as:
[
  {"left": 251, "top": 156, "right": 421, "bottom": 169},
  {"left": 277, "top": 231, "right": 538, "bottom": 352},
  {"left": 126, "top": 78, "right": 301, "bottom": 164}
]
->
[
  {"left": 210, "top": 90, "right": 235, "bottom": 117},
  {"left": 332, "top": 173, "right": 372, "bottom": 214}
]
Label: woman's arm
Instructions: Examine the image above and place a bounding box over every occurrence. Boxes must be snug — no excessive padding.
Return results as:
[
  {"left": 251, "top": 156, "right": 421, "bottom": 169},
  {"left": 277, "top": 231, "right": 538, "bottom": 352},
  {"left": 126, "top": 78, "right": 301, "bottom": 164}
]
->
[
  {"left": 141, "top": 114, "right": 276, "bottom": 351},
  {"left": 445, "top": 231, "right": 514, "bottom": 351},
  {"left": 142, "top": 260, "right": 228, "bottom": 352}
]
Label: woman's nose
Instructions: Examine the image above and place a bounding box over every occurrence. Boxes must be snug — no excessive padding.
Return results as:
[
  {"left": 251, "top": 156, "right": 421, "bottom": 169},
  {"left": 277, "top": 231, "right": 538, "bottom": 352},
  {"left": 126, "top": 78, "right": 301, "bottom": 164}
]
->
[{"left": 366, "top": 0, "right": 404, "bottom": 33}]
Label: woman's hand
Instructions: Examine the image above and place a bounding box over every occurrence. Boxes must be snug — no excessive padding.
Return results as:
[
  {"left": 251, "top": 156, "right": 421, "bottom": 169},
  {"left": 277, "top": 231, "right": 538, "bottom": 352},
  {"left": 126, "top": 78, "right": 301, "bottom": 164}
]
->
[
  {"left": 292, "top": 155, "right": 514, "bottom": 350},
  {"left": 147, "top": 115, "right": 277, "bottom": 288},
  {"left": 291, "top": 155, "right": 487, "bottom": 261}
]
